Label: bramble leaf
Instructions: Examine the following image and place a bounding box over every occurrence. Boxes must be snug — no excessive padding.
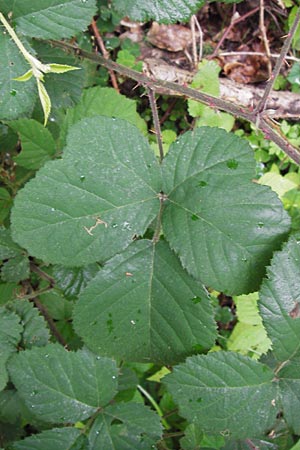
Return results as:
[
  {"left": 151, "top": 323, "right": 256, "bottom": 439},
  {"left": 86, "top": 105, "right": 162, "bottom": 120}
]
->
[
  {"left": 259, "top": 234, "right": 300, "bottom": 361},
  {"left": 10, "top": 119, "right": 56, "bottom": 170},
  {"left": 8, "top": 344, "right": 118, "bottom": 423},
  {"left": 10, "top": 427, "right": 83, "bottom": 450},
  {"left": 0, "top": 30, "right": 36, "bottom": 121},
  {"left": 112, "top": 0, "right": 205, "bottom": 23},
  {"left": 164, "top": 352, "right": 278, "bottom": 439},
  {"left": 0, "top": 308, "right": 22, "bottom": 391},
  {"left": 0, "top": 0, "right": 97, "bottom": 39},
  {"left": 162, "top": 127, "right": 290, "bottom": 294},
  {"left": 74, "top": 240, "right": 216, "bottom": 364},
  {"left": 89, "top": 402, "right": 162, "bottom": 449},
  {"left": 11, "top": 117, "right": 161, "bottom": 266}
]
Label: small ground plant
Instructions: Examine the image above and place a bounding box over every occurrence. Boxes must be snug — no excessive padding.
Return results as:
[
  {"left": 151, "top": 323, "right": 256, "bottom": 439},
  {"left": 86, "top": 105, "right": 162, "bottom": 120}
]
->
[{"left": 1, "top": 1, "right": 300, "bottom": 449}]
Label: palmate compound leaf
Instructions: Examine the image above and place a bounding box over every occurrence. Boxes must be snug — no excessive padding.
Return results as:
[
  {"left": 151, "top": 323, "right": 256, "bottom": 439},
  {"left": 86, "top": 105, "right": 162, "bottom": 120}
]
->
[
  {"left": 73, "top": 240, "right": 216, "bottom": 364},
  {"left": 259, "top": 234, "right": 300, "bottom": 362},
  {"left": 162, "top": 127, "right": 290, "bottom": 295},
  {"left": 8, "top": 344, "right": 118, "bottom": 423},
  {"left": 0, "top": 0, "right": 97, "bottom": 40},
  {"left": 112, "top": 0, "right": 205, "bottom": 23},
  {"left": 164, "top": 351, "right": 278, "bottom": 439},
  {"left": 11, "top": 116, "right": 162, "bottom": 266},
  {"left": 89, "top": 403, "right": 163, "bottom": 449}
]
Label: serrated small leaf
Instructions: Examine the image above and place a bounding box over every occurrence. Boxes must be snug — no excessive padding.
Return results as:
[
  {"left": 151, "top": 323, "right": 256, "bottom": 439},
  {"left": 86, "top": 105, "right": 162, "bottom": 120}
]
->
[
  {"left": 162, "top": 127, "right": 290, "bottom": 295},
  {"left": 164, "top": 352, "right": 278, "bottom": 439},
  {"left": 11, "top": 117, "right": 161, "bottom": 266},
  {"left": 0, "top": 30, "right": 37, "bottom": 121},
  {"left": 6, "top": 0, "right": 98, "bottom": 40},
  {"left": 0, "top": 308, "right": 22, "bottom": 391},
  {"left": 89, "top": 402, "right": 162, "bottom": 450},
  {"left": 61, "top": 86, "right": 147, "bottom": 146},
  {"left": 8, "top": 344, "right": 118, "bottom": 423},
  {"left": 112, "top": 0, "right": 205, "bottom": 23},
  {"left": 74, "top": 240, "right": 217, "bottom": 364},
  {"left": 259, "top": 234, "right": 300, "bottom": 361},
  {"left": 1, "top": 255, "right": 30, "bottom": 283},
  {"left": 0, "top": 389, "right": 23, "bottom": 424},
  {"left": 11, "top": 427, "right": 82, "bottom": 450},
  {"left": 10, "top": 119, "right": 56, "bottom": 170},
  {"left": 7, "top": 299, "right": 50, "bottom": 348},
  {"left": 0, "top": 228, "right": 22, "bottom": 260}
]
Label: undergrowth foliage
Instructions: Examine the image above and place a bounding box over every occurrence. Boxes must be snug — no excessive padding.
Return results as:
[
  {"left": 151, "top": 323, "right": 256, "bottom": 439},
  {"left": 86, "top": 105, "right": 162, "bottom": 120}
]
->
[{"left": 0, "top": 1, "right": 300, "bottom": 449}]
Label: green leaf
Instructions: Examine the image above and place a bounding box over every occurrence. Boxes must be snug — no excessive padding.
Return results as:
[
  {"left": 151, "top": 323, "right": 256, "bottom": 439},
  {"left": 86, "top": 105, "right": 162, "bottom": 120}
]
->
[
  {"left": 278, "top": 359, "right": 300, "bottom": 434},
  {"left": 7, "top": 299, "right": 50, "bottom": 348},
  {"left": 11, "top": 117, "right": 161, "bottom": 266},
  {"left": 112, "top": 0, "right": 205, "bottom": 23},
  {"left": 1, "top": 255, "right": 30, "bottom": 283},
  {"left": 164, "top": 352, "right": 278, "bottom": 439},
  {"left": 0, "top": 308, "right": 22, "bottom": 391},
  {"left": 227, "top": 293, "right": 272, "bottom": 358},
  {"left": 0, "top": 188, "right": 12, "bottom": 224},
  {"left": 89, "top": 402, "right": 162, "bottom": 449},
  {"left": 8, "top": 344, "right": 118, "bottom": 423},
  {"left": 259, "top": 234, "right": 300, "bottom": 361},
  {"left": 10, "top": 119, "right": 56, "bottom": 170},
  {"left": 0, "top": 228, "right": 22, "bottom": 260},
  {"left": 11, "top": 427, "right": 83, "bottom": 450},
  {"left": 2, "top": 0, "right": 97, "bottom": 40},
  {"left": 74, "top": 240, "right": 216, "bottom": 364},
  {"left": 60, "top": 86, "right": 147, "bottom": 146},
  {"left": 0, "top": 29, "right": 37, "bottom": 121},
  {"left": 162, "top": 127, "right": 290, "bottom": 295},
  {"left": 188, "top": 60, "right": 220, "bottom": 118},
  {"left": 0, "top": 283, "right": 21, "bottom": 306},
  {"left": 0, "top": 389, "right": 23, "bottom": 424}
]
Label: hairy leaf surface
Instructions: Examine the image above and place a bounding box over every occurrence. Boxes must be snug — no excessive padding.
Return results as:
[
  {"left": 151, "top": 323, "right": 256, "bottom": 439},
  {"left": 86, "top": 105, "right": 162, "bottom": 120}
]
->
[
  {"left": 8, "top": 344, "right": 118, "bottom": 423},
  {"left": 162, "top": 127, "right": 290, "bottom": 294},
  {"left": 0, "top": 0, "right": 97, "bottom": 39},
  {"left": 259, "top": 234, "right": 300, "bottom": 361},
  {"left": 11, "top": 117, "right": 161, "bottom": 266},
  {"left": 74, "top": 240, "right": 216, "bottom": 364},
  {"left": 164, "top": 352, "right": 278, "bottom": 439},
  {"left": 89, "top": 403, "right": 162, "bottom": 449}
]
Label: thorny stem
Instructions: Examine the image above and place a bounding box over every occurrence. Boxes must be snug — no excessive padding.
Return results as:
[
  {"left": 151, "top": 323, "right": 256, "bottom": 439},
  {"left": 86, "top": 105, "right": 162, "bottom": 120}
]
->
[
  {"left": 255, "top": 6, "right": 300, "bottom": 114},
  {"left": 49, "top": 39, "right": 300, "bottom": 165},
  {"left": 147, "top": 87, "right": 164, "bottom": 163}
]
